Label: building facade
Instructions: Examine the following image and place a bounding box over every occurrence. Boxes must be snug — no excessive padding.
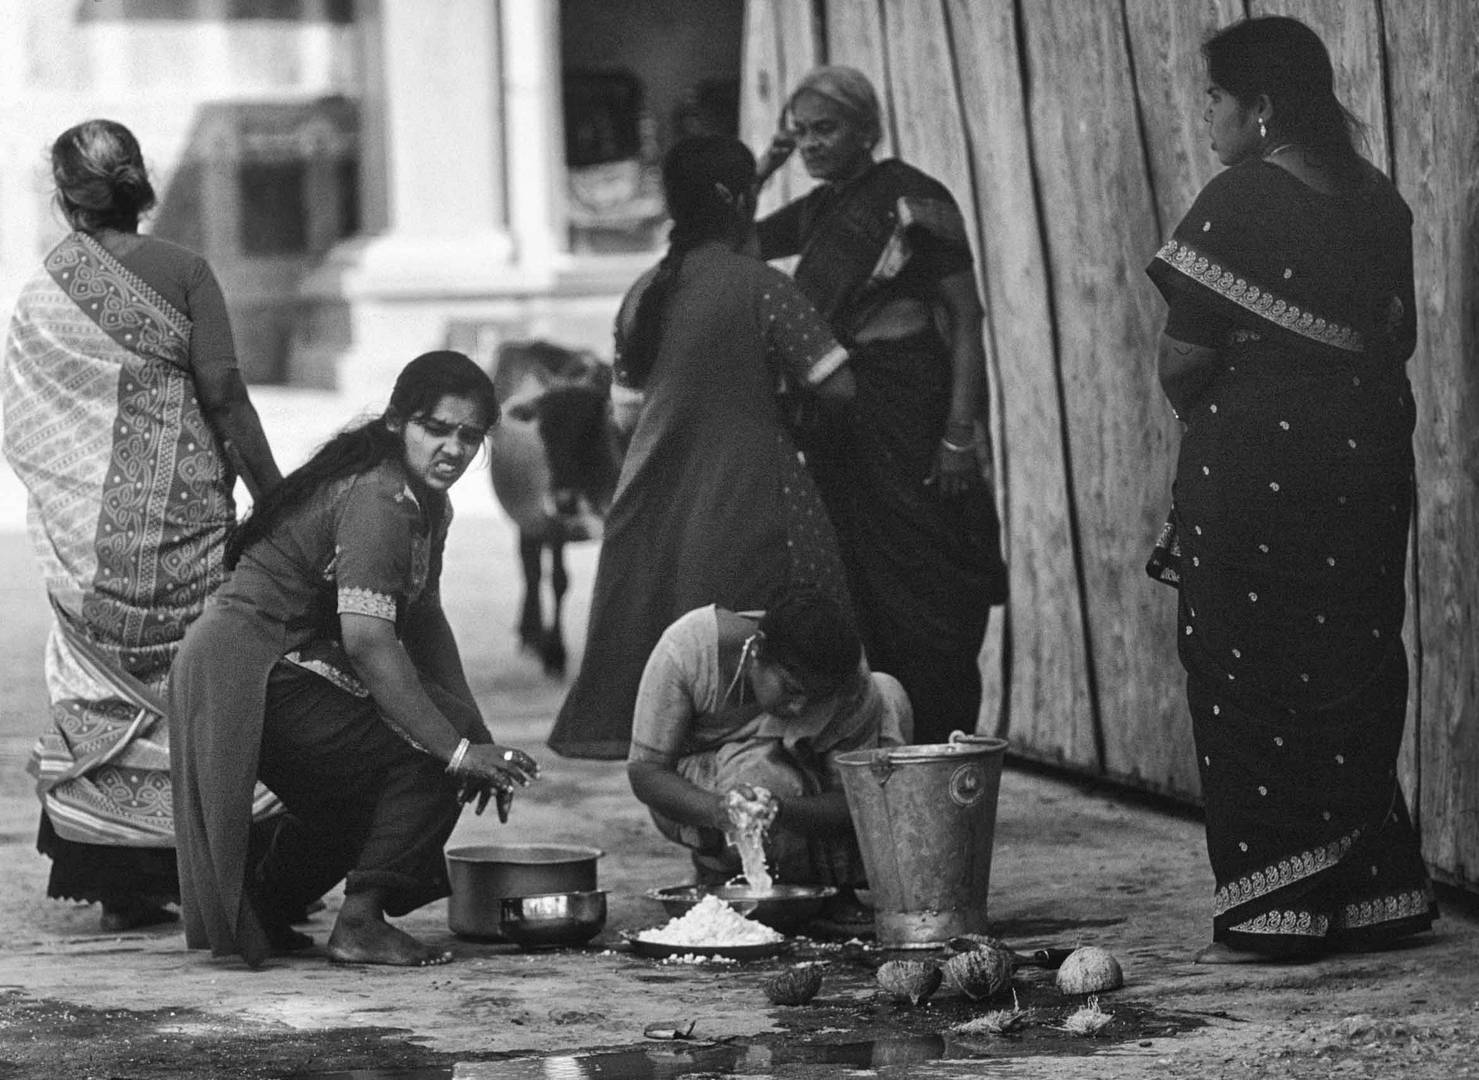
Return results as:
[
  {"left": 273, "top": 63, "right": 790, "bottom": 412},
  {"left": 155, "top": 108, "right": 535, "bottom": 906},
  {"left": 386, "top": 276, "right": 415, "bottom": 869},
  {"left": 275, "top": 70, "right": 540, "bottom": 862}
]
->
[{"left": 0, "top": 0, "right": 743, "bottom": 390}]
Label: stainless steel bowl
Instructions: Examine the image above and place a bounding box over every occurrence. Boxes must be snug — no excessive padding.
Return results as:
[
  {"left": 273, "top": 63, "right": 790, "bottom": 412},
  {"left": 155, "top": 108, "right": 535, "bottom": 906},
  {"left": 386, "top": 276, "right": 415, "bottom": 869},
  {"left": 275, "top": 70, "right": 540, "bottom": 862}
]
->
[
  {"left": 646, "top": 883, "right": 837, "bottom": 934},
  {"left": 497, "top": 890, "right": 607, "bottom": 949}
]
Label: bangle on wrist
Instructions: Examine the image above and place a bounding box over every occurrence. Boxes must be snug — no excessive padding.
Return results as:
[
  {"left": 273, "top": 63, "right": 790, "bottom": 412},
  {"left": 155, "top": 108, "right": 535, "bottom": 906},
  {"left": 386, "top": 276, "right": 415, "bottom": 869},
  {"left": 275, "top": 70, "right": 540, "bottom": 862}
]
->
[
  {"left": 445, "top": 737, "right": 470, "bottom": 776},
  {"left": 940, "top": 435, "right": 977, "bottom": 453}
]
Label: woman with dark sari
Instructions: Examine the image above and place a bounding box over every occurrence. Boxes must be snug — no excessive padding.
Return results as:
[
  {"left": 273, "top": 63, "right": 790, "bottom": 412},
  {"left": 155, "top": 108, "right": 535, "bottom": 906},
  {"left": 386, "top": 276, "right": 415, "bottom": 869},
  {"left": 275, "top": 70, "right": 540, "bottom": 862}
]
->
[
  {"left": 548, "top": 136, "right": 855, "bottom": 759},
  {"left": 755, "top": 66, "right": 1007, "bottom": 746},
  {"left": 1147, "top": 16, "right": 1436, "bottom": 963},
  {"left": 170, "top": 351, "right": 540, "bottom": 968},
  {"left": 2, "top": 120, "right": 283, "bottom": 932}
]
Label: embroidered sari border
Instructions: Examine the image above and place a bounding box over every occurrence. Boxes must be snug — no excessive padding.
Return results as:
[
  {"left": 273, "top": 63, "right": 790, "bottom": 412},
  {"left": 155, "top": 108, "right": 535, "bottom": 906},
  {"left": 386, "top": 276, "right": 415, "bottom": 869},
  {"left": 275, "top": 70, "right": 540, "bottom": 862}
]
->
[
  {"left": 1213, "top": 830, "right": 1359, "bottom": 915},
  {"left": 1154, "top": 238, "right": 1364, "bottom": 354},
  {"left": 47, "top": 232, "right": 191, "bottom": 366}
]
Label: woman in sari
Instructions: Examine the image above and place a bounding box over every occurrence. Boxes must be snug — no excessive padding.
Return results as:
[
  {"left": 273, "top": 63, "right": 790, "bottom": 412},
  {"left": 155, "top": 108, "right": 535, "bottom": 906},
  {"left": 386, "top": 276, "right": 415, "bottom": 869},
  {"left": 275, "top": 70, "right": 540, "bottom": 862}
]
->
[
  {"left": 628, "top": 588, "right": 910, "bottom": 891},
  {"left": 1, "top": 120, "right": 282, "bottom": 932},
  {"left": 170, "top": 351, "right": 540, "bottom": 968},
  {"left": 548, "top": 136, "right": 855, "bottom": 759},
  {"left": 755, "top": 66, "right": 1007, "bottom": 746},
  {"left": 1147, "top": 16, "right": 1436, "bottom": 962}
]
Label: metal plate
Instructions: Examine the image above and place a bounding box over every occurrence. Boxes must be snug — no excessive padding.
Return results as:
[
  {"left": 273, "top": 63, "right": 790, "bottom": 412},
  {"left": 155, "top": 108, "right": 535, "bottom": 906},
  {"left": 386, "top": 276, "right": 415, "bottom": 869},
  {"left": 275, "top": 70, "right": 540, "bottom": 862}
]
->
[{"left": 622, "top": 932, "right": 785, "bottom": 961}]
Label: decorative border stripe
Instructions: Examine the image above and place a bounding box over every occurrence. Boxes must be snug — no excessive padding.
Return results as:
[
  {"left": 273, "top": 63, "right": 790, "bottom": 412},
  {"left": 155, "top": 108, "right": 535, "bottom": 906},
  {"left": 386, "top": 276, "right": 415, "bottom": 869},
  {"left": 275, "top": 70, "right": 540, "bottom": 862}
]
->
[
  {"left": 1334, "top": 887, "right": 1434, "bottom": 930},
  {"left": 1214, "top": 831, "right": 1359, "bottom": 915},
  {"left": 1154, "top": 239, "right": 1364, "bottom": 353},
  {"left": 339, "top": 586, "right": 396, "bottom": 621},
  {"left": 1229, "top": 908, "right": 1330, "bottom": 938}
]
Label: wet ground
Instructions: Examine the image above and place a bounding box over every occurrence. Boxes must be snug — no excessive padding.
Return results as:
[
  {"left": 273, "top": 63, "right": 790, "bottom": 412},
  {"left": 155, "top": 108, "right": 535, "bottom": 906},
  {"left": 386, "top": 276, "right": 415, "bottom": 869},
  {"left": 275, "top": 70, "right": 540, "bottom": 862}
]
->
[{"left": 3, "top": 388, "right": 1478, "bottom": 1079}]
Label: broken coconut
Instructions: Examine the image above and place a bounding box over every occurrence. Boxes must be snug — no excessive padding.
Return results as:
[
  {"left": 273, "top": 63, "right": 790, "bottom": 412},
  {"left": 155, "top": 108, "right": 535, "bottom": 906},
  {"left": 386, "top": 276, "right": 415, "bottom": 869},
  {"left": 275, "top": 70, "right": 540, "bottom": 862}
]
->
[
  {"left": 763, "top": 964, "right": 823, "bottom": 1005},
  {"left": 876, "top": 959, "right": 942, "bottom": 1006},
  {"left": 942, "top": 945, "right": 1013, "bottom": 1000},
  {"left": 1054, "top": 945, "right": 1124, "bottom": 994}
]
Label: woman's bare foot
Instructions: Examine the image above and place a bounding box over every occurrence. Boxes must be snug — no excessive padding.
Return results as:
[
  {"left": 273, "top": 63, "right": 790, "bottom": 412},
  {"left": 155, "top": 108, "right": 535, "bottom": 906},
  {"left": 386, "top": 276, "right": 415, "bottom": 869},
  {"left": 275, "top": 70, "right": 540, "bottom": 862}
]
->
[
  {"left": 1194, "top": 941, "right": 1317, "bottom": 965},
  {"left": 99, "top": 897, "right": 178, "bottom": 933},
  {"left": 325, "top": 901, "right": 452, "bottom": 967}
]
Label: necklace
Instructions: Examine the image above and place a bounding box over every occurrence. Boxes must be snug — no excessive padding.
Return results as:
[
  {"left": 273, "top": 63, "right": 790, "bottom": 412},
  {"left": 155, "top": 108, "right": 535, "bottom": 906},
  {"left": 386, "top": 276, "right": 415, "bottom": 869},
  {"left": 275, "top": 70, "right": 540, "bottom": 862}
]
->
[{"left": 1264, "top": 142, "right": 1297, "bottom": 159}]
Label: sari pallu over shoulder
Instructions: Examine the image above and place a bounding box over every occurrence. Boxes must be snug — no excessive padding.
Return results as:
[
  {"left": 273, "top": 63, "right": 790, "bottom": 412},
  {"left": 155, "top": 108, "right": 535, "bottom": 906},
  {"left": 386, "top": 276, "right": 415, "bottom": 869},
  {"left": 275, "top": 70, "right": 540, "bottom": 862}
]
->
[
  {"left": 1147, "top": 159, "right": 1417, "bottom": 365},
  {"left": 1, "top": 232, "right": 247, "bottom": 849},
  {"left": 765, "top": 160, "right": 974, "bottom": 335}
]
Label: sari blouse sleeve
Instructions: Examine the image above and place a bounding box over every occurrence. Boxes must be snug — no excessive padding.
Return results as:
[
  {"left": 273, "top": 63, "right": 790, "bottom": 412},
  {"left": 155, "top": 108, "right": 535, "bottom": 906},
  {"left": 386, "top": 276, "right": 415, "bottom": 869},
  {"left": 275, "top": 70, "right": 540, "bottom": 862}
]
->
[
  {"left": 758, "top": 268, "right": 848, "bottom": 389},
  {"left": 331, "top": 472, "right": 425, "bottom": 624},
  {"left": 628, "top": 615, "right": 710, "bottom": 767},
  {"left": 182, "top": 255, "right": 242, "bottom": 378}
]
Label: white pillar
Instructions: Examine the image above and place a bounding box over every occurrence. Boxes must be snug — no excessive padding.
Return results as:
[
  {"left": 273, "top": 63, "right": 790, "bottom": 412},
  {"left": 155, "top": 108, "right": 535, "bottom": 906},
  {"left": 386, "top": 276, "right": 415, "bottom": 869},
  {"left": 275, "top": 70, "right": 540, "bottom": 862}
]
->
[
  {"left": 501, "top": 0, "right": 562, "bottom": 276},
  {"left": 338, "top": 0, "right": 514, "bottom": 295}
]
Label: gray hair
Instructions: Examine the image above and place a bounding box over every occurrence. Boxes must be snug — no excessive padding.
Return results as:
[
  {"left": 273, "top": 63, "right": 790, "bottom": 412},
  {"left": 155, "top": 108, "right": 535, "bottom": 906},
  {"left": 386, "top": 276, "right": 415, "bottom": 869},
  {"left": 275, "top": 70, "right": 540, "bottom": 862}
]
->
[{"left": 788, "top": 65, "right": 882, "bottom": 142}]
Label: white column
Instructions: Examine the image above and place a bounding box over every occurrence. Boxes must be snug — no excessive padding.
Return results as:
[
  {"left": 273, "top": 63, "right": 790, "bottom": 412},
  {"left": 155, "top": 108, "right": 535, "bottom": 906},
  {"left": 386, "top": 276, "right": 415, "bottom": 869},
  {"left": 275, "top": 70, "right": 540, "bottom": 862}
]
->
[
  {"left": 340, "top": 0, "right": 514, "bottom": 294},
  {"left": 501, "top": 0, "right": 562, "bottom": 276}
]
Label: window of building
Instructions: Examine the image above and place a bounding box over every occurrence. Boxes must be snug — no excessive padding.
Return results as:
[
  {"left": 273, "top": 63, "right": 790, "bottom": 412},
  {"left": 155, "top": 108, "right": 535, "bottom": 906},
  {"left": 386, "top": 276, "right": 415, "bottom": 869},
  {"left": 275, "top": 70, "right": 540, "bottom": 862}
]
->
[{"left": 239, "top": 160, "right": 308, "bottom": 255}]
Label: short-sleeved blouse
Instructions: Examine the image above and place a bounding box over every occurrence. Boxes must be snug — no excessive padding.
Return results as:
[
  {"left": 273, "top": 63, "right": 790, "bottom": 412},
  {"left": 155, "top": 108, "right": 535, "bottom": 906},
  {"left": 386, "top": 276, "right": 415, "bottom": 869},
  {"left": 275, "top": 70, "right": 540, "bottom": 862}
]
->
[
  {"left": 221, "top": 459, "right": 448, "bottom": 695},
  {"left": 628, "top": 605, "right": 906, "bottom": 785}
]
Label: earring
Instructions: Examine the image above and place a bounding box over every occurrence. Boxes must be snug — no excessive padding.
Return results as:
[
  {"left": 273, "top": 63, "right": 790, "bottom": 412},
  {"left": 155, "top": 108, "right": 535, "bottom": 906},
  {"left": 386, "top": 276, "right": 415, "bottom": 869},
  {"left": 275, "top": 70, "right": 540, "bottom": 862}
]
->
[{"left": 1258, "top": 118, "right": 1267, "bottom": 140}]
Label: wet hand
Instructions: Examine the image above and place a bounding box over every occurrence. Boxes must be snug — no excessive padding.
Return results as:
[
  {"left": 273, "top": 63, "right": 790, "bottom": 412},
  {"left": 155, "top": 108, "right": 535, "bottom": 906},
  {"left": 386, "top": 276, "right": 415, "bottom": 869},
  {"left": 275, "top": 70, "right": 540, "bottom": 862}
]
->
[
  {"left": 458, "top": 744, "right": 541, "bottom": 822},
  {"left": 724, "top": 784, "right": 778, "bottom": 830}
]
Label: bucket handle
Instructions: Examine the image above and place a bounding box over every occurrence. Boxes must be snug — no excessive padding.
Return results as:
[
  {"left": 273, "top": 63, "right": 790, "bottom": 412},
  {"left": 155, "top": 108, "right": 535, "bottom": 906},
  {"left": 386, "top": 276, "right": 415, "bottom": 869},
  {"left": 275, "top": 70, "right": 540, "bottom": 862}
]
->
[{"left": 867, "top": 755, "right": 895, "bottom": 785}]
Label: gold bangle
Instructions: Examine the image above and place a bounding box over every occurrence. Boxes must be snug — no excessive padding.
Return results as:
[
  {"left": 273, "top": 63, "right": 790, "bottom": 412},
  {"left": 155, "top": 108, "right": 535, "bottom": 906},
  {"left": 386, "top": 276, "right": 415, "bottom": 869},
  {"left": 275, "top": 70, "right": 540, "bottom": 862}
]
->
[
  {"left": 445, "top": 738, "right": 471, "bottom": 776},
  {"left": 940, "top": 436, "right": 977, "bottom": 453}
]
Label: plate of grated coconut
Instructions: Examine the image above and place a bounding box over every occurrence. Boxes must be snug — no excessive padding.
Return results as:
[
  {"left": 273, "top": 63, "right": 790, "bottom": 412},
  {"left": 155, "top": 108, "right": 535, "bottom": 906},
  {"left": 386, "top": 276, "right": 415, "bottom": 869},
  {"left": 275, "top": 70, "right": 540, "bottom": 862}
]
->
[{"left": 627, "top": 893, "right": 787, "bottom": 960}]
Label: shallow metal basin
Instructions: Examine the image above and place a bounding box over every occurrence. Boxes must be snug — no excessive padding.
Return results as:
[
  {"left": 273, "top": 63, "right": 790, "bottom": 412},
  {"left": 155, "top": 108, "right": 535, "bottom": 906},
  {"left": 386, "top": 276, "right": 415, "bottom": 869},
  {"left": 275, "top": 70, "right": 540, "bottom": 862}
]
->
[{"left": 646, "top": 883, "right": 837, "bottom": 934}]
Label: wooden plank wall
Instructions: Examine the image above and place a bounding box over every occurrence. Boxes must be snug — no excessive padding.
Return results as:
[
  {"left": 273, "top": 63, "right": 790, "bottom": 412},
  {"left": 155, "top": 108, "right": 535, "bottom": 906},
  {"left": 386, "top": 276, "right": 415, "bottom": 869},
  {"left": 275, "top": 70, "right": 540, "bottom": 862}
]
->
[
  {"left": 1383, "top": 2, "right": 1479, "bottom": 893},
  {"left": 739, "top": 0, "right": 1479, "bottom": 891}
]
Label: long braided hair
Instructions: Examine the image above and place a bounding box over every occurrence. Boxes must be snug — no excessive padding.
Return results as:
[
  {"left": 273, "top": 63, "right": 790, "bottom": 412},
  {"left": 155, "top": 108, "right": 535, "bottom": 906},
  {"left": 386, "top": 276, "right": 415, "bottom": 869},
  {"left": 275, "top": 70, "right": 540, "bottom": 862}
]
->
[
  {"left": 226, "top": 351, "right": 498, "bottom": 568},
  {"left": 614, "top": 136, "right": 757, "bottom": 388}
]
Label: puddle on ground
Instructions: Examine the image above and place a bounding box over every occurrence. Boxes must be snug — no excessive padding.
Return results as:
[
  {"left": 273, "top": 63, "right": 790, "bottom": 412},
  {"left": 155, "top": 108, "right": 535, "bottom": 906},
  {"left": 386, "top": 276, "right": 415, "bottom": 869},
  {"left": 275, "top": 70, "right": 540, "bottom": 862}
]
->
[{"left": 288, "top": 999, "right": 1202, "bottom": 1079}]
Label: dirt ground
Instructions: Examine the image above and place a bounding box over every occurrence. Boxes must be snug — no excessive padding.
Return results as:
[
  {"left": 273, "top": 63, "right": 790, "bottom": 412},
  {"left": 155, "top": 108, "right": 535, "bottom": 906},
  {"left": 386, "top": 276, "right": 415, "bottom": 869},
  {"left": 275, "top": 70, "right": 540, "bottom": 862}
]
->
[{"left": 1, "top": 389, "right": 1477, "bottom": 1080}]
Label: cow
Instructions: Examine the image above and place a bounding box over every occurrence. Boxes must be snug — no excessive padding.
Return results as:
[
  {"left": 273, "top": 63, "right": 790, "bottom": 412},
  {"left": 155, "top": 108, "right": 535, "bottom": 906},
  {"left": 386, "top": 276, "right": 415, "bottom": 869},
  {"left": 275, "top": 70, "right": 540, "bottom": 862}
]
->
[{"left": 487, "top": 340, "right": 625, "bottom": 675}]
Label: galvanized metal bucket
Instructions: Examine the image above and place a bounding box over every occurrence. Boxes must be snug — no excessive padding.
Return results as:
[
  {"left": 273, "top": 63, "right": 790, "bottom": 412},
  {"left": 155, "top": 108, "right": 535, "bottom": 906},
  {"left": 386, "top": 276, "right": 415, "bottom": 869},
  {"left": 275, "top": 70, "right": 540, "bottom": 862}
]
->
[{"left": 835, "top": 732, "right": 1007, "bottom": 948}]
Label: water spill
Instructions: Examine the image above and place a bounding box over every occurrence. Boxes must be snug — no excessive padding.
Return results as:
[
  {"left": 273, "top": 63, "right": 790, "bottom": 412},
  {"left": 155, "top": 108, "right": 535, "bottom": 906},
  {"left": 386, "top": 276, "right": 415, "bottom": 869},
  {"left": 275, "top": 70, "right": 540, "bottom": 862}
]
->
[
  {"left": 285, "top": 1036, "right": 951, "bottom": 1079},
  {"left": 287, "top": 1000, "right": 1202, "bottom": 1079}
]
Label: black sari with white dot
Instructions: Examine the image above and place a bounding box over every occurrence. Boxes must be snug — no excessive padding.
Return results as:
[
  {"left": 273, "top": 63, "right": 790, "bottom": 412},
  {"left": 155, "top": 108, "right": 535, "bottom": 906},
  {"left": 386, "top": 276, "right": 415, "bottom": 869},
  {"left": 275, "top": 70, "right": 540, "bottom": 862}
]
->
[{"left": 1147, "top": 157, "right": 1436, "bottom": 956}]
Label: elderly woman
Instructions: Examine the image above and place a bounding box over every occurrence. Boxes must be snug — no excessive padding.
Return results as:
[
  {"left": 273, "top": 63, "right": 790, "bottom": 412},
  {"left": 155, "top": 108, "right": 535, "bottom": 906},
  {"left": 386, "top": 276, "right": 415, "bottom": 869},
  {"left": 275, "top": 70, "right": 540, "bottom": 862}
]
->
[
  {"left": 1147, "top": 16, "right": 1435, "bottom": 962},
  {"left": 628, "top": 589, "right": 910, "bottom": 892},
  {"left": 170, "top": 351, "right": 540, "bottom": 969},
  {"left": 2, "top": 119, "right": 282, "bottom": 932},
  {"left": 755, "top": 66, "right": 1007, "bottom": 745}
]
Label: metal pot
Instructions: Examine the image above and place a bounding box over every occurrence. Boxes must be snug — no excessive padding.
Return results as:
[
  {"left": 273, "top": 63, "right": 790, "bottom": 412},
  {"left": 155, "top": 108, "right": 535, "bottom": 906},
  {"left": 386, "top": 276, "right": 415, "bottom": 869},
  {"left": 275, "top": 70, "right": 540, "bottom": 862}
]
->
[
  {"left": 498, "top": 890, "right": 607, "bottom": 949},
  {"left": 446, "top": 843, "right": 603, "bottom": 939}
]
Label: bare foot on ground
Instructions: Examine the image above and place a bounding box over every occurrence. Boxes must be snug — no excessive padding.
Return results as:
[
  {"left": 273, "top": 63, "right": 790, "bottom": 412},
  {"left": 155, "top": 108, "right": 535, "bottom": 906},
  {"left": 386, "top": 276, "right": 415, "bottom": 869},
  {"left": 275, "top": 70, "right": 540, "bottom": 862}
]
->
[
  {"left": 1194, "top": 941, "right": 1318, "bottom": 965},
  {"left": 326, "top": 912, "right": 452, "bottom": 967},
  {"left": 99, "top": 899, "right": 178, "bottom": 933}
]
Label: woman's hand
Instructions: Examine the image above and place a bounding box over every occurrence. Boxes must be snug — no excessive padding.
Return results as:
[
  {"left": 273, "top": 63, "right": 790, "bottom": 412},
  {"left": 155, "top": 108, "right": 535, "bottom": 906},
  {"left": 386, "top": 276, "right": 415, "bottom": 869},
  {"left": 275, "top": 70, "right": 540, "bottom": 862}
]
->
[
  {"left": 756, "top": 128, "right": 797, "bottom": 187},
  {"left": 927, "top": 428, "right": 992, "bottom": 498},
  {"left": 453, "top": 743, "right": 541, "bottom": 822}
]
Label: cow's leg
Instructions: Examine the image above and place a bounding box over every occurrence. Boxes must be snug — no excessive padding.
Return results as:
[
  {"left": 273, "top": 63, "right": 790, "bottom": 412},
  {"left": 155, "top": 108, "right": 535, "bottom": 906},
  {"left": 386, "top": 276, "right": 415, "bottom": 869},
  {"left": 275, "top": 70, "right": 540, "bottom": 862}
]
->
[
  {"left": 541, "top": 539, "right": 569, "bottom": 677},
  {"left": 517, "top": 532, "right": 544, "bottom": 655}
]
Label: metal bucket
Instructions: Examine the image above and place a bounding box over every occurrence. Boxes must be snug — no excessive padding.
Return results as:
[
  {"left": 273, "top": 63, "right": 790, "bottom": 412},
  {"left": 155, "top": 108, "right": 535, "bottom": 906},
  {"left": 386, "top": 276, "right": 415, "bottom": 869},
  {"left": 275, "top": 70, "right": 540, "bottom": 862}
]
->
[{"left": 835, "top": 732, "right": 1007, "bottom": 948}]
